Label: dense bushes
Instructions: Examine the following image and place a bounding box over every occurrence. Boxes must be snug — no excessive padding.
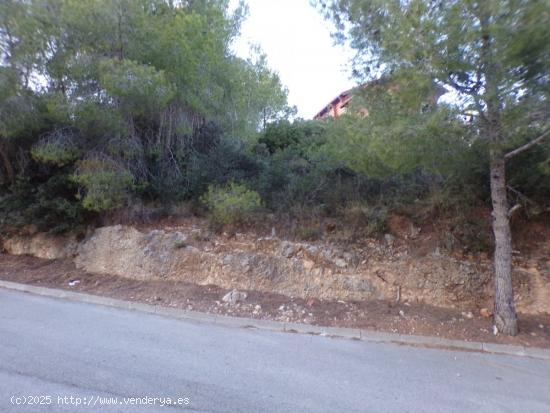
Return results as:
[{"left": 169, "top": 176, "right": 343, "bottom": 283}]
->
[
  {"left": 0, "top": 0, "right": 293, "bottom": 234},
  {"left": 0, "top": 174, "right": 92, "bottom": 234},
  {"left": 201, "top": 182, "right": 263, "bottom": 228},
  {"left": 1, "top": 1, "right": 548, "bottom": 242},
  {"left": 72, "top": 156, "right": 135, "bottom": 212},
  {"left": 258, "top": 119, "right": 326, "bottom": 153},
  {"left": 4, "top": 107, "right": 547, "bottom": 243},
  {"left": 2, "top": 96, "right": 547, "bottom": 242}
]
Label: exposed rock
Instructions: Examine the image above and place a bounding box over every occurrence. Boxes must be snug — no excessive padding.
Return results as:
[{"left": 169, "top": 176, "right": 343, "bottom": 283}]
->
[
  {"left": 3, "top": 224, "right": 549, "bottom": 315},
  {"left": 222, "top": 289, "right": 247, "bottom": 305},
  {"left": 334, "top": 258, "right": 347, "bottom": 268},
  {"left": 2, "top": 233, "right": 78, "bottom": 259},
  {"left": 75, "top": 225, "right": 203, "bottom": 280},
  {"left": 170, "top": 232, "right": 188, "bottom": 248},
  {"left": 343, "top": 277, "right": 375, "bottom": 294},
  {"left": 302, "top": 259, "right": 315, "bottom": 271},
  {"left": 480, "top": 308, "right": 492, "bottom": 318},
  {"left": 461, "top": 311, "right": 474, "bottom": 319},
  {"left": 305, "top": 245, "right": 320, "bottom": 256},
  {"left": 281, "top": 241, "right": 298, "bottom": 258},
  {"left": 342, "top": 251, "right": 360, "bottom": 267}
]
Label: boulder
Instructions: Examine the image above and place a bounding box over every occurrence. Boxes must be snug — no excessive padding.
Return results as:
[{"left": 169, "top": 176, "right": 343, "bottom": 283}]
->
[{"left": 222, "top": 289, "right": 247, "bottom": 305}]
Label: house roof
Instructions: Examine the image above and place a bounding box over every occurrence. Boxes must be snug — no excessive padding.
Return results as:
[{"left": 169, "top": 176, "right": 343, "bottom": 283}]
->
[
  {"left": 313, "top": 89, "right": 353, "bottom": 120},
  {"left": 313, "top": 78, "right": 447, "bottom": 120}
]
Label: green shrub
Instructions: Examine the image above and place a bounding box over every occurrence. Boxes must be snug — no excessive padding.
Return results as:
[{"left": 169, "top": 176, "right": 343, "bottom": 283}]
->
[
  {"left": 201, "top": 182, "right": 263, "bottom": 228},
  {"left": 71, "top": 157, "right": 134, "bottom": 212},
  {"left": 98, "top": 59, "right": 175, "bottom": 117},
  {"left": 0, "top": 175, "right": 92, "bottom": 234},
  {"left": 259, "top": 119, "right": 326, "bottom": 153},
  {"left": 31, "top": 129, "right": 81, "bottom": 166},
  {"left": 183, "top": 138, "right": 260, "bottom": 200}
]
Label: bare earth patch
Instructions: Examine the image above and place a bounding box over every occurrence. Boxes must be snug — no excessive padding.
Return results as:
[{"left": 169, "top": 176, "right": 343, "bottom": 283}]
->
[{"left": 1, "top": 253, "right": 549, "bottom": 349}]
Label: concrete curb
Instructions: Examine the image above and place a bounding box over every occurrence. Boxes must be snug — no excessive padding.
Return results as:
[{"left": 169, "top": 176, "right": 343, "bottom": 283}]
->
[{"left": 1, "top": 280, "right": 549, "bottom": 360}]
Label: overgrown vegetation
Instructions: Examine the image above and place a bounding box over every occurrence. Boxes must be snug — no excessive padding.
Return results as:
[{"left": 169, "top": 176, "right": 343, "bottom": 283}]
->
[
  {"left": 0, "top": 0, "right": 292, "bottom": 232},
  {"left": 201, "top": 182, "right": 263, "bottom": 229},
  {"left": 0, "top": 0, "right": 548, "bottom": 270},
  {"left": 316, "top": 0, "right": 550, "bottom": 335}
]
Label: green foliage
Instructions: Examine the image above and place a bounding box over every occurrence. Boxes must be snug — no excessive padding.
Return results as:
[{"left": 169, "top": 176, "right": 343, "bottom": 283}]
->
[
  {"left": 0, "top": 0, "right": 292, "bottom": 230},
  {"left": 318, "top": 81, "right": 473, "bottom": 180},
  {"left": 201, "top": 182, "right": 263, "bottom": 228},
  {"left": 71, "top": 157, "right": 134, "bottom": 212},
  {"left": 31, "top": 130, "right": 81, "bottom": 166},
  {"left": 1, "top": 0, "right": 547, "bottom": 247},
  {"left": 317, "top": 0, "right": 550, "bottom": 159},
  {"left": 98, "top": 59, "right": 175, "bottom": 116},
  {"left": 219, "top": 48, "right": 296, "bottom": 140},
  {"left": 185, "top": 138, "right": 260, "bottom": 198},
  {"left": 0, "top": 175, "right": 92, "bottom": 234},
  {"left": 259, "top": 119, "right": 326, "bottom": 153},
  {"left": 507, "top": 142, "right": 550, "bottom": 207},
  {"left": 70, "top": 101, "right": 129, "bottom": 142}
]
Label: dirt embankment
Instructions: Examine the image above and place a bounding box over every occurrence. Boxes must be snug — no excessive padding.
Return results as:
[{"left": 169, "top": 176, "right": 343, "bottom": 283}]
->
[
  {"left": 2, "top": 215, "right": 549, "bottom": 315},
  {"left": 1, "top": 252, "right": 550, "bottom": 349}
]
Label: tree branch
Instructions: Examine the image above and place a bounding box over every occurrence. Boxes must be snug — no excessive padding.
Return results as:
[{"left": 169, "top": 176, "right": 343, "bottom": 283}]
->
[
  {"left": 507, "top": 185, "right": 537, "bottom": 206},
  {"left": 505, "top": 128, "right": 550, "bottom": 160},
  {"left": 507, "top": 203, "right": 522, "bottom": 218}
]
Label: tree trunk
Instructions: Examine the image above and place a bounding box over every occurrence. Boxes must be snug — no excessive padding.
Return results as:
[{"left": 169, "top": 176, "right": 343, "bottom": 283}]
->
[{"left": 489, "top": 153, "right": 518, "bottom": 335}]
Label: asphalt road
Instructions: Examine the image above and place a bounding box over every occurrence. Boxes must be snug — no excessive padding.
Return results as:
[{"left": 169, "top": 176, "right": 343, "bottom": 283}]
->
[{"left": 1, "top": 289, "right": 549, "bottom": 413}]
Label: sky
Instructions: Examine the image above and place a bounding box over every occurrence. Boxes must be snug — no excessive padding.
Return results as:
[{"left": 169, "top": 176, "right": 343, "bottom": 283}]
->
[{"left": 230, "top": 0, "right": 356, "bottom": 119}]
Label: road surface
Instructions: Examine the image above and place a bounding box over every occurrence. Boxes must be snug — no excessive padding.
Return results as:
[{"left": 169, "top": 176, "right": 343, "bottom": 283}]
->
[{"left": 1, "top": 288, "right": 549, "bottom": 412}]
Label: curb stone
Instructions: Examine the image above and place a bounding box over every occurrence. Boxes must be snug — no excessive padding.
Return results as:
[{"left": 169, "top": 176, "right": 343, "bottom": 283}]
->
[
  {"left": 283, "top": 322, "right": 327, "bottom": 335},
  {"left": 482, "top": 342, "right": 528, "bottom": 357},
  {"left": 360, "top": 329, "right": 402, "bottom": 343},
  {"left": 222, "top": 315, "right": 283, "bottom": 332},
  {"left": 1, "top": 279, "right": 549, "bottom": 360}
]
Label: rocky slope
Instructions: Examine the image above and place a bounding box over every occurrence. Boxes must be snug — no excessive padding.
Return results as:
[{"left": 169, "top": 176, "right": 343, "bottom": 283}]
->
[{"left": 2, "top": 221, "right": 549, "bottom": 314}]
